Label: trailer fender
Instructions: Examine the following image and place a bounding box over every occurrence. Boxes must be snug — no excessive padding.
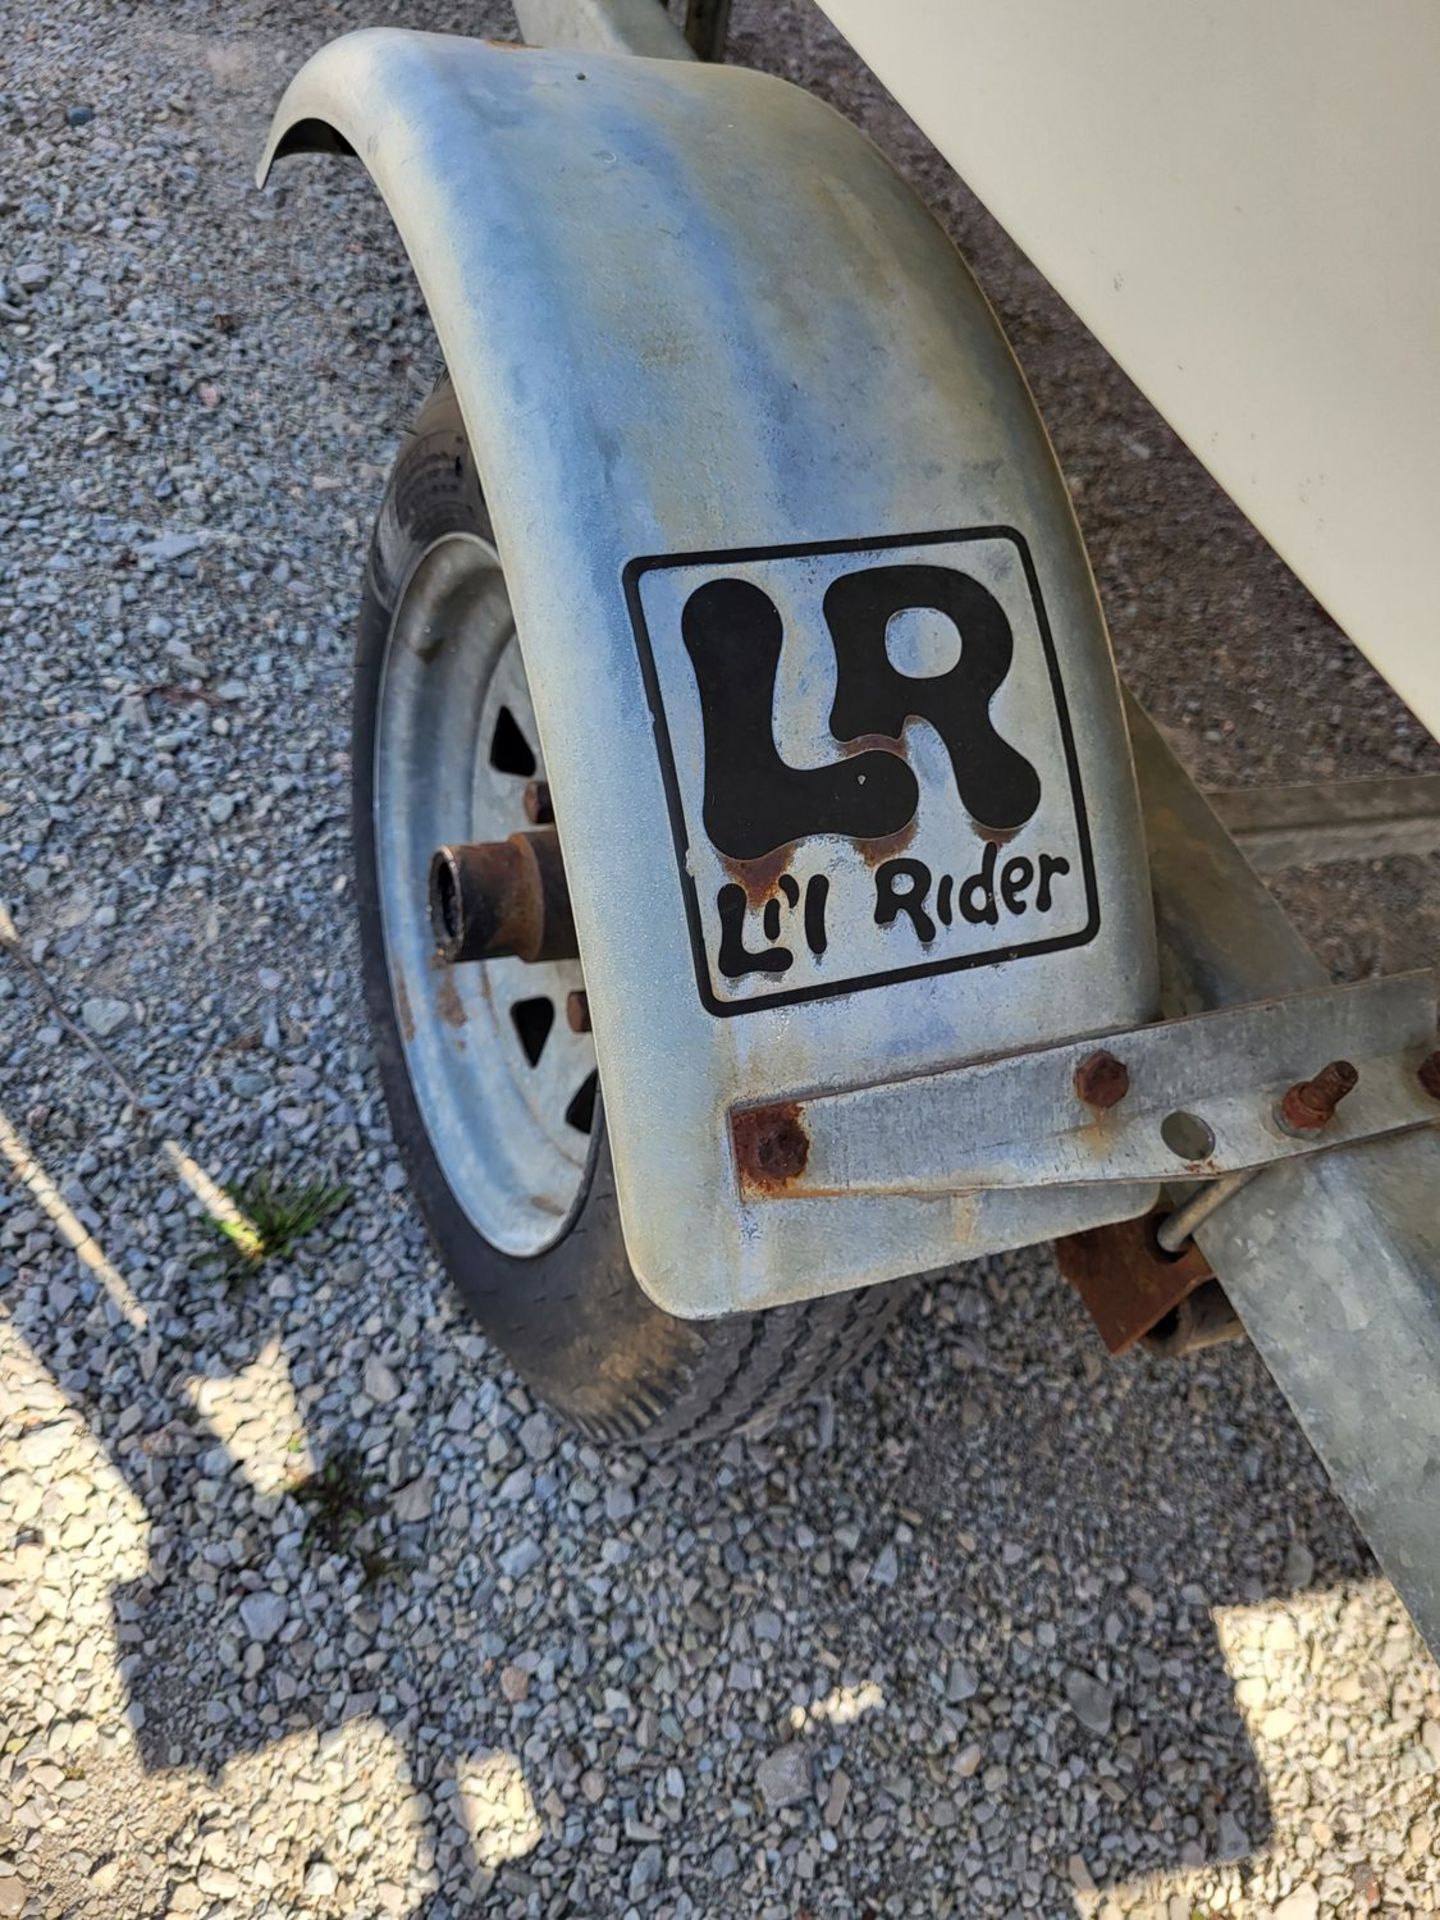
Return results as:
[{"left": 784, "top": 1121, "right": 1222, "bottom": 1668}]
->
[{"left": 259, "top": 30, "right": 1157, "bottom": 1315}]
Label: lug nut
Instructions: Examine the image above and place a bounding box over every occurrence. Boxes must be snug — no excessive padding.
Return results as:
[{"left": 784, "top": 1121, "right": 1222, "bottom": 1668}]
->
[
  {"left": 1277, "top": 1059, "right": 1358, "bottom": 1133},
  {"left": 1074, "top": 1049, "right": 1129, "bottom": 1110},
  {"left": 523, "top": 780, "right": 554, "bottom": 826},
  {"left": 428, "top": 829, "right": 576, "bottom": 965},
  {"left": 566, "top": 989, "right": 591, "bottom": 1034},
  {"left": 1419, "top": 1051, "right": 1440, "bottom": 1101}
]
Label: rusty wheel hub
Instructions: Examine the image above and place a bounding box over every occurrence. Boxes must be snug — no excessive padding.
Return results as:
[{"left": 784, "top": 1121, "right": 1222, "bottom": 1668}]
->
[{"left": 373, "top": 532, "right": 598, "bottom": 1255}]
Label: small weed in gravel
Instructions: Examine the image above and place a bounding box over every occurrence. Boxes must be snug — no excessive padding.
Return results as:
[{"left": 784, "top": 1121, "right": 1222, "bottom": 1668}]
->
[
  {"left": 204, "top": 1171, "right": 350, "bottom": 1282},
  {"left": 289, "top": 1447, "right": 375, "bottom": 1555},
  {"left": 287, "top": 1452, "right": 407, "bottom": 1583}
]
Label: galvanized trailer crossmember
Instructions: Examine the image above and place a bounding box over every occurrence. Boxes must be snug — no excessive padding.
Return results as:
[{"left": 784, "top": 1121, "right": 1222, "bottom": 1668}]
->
[
  {"left": 1128, "top": 699, "right": 1440, "bottom": 1654},
  {"left": 1207, "top": 773, "right": 1440, "bottom": 872}
]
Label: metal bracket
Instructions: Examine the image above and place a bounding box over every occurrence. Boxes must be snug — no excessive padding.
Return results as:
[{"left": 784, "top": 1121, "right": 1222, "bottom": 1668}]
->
[
  {"left": 511, "top": 0, "right": 694, "bottom": 58},
  {"left": 683, "top": 0, "right": 732, "bottom": 61},
  {"left": 733, "top": 970, "right": 1439, "bottom": 1199},
  {"left": 1125, "top": 696, "right": 1440, "bottom": 1657},
  {"left": 1207, "top": 773, "right": 1440, "bottom": 872},
  {"left": 1055, "top": 1207, "right": 1214, "bottom": 1354}
]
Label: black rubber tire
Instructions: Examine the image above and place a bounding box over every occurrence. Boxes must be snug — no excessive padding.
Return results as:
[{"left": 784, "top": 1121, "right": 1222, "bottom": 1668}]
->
[{"left": 353, "top": 377, "right": 909, "bottom": 1445}]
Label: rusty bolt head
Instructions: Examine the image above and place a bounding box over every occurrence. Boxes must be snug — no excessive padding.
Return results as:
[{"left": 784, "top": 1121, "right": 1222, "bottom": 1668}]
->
[
  {"left": 566, "top": 989, "right": 591, "bottom": 1034},
  {"left": 523, "top": 780, "right": 554, "bottom": 826},
  {"left": 1074, "top": 1049, "right": 1130, "bottom": 1111},
  {"left": 1419, "top": 1051, "right": 1440, "bottom": 1101},
  {"left": 732, "top": 1102, "right": 809, "bottom": 1193},
  {"left": 1278, "top": 1058, "right": 1359, "bottom": 1133}
]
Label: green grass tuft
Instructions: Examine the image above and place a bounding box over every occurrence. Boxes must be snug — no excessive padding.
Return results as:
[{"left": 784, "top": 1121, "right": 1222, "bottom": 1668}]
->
[{"left": 204, "top": 1170, "right": 349, "bottom": 1281}]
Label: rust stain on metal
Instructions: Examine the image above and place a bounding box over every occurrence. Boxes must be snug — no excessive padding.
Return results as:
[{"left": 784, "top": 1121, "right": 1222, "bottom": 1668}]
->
[
  {"left": 970, "top": 818, "right": 1021, "bottom": 847},
  {"left": 393, "top": 974, "right": 416, "bottom": 1045},
  {"left": 429, "top": 952, "right": 468, "bottom": 1031},
  {"left": 722, "top": 740, "right": 924, "bottom": 886},
  {"left": 839, "top": 731, "right": 905, "bottom": 758},
  {"left": 1055, "top": 1209, "right": 1214, "bottom": 1355},
  {"left": 523, "top": 779, "right": 554, "bottom": 826},
  {"left": 834, "top": 735, "right": 920, "bottom": 866},
  {"left": 857, "top": 815, "right": 919, "bottom": 868},
  {"left": 1419, "top": 1050, "right": 1440, "bottom": 1100},
  {"left": 1074, "top": 1048, "right": 1129, "bottom": 1111},
  {"left": 732, "top": 1101, "right": 810, "bottom": 1195},
  {"left": 429, "top": 830, "right": 576, "bottom": 965},
  {"left": 1278, "top": 1058, "right": 1358, "bottom": 1132},
  {"left": 721, "top": 844, "right": 795, "bottom": 911}
]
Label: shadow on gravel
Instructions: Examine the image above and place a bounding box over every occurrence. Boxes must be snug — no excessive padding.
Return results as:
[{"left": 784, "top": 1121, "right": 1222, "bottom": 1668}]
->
[{"left": 7, "top": 1165, "right": 1349, "bottom": 1912}]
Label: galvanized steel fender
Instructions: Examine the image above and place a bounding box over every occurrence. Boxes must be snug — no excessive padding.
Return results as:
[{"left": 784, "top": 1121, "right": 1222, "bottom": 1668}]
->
[{"left": 259, "top": 30, "right": 1158, "bottom": 1316}]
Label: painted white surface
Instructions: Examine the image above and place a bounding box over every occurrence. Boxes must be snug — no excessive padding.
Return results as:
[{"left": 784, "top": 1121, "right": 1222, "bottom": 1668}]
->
[{"left": 818, "top": 0, "right": 1440, "bottom": 737}]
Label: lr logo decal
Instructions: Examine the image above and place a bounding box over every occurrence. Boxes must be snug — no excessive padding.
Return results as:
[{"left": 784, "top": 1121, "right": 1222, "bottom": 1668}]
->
[{"left": 625, "top": 527, "right": 1098, "bottom": 1015}]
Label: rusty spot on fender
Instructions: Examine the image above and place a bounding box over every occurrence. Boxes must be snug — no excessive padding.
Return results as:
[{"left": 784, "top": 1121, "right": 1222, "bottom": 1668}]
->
[
  {"left": 971, "top": 819, "right": 1020, "bottom": 848},
  {"left": 393, "top": 974, "right": 416, "bottom": 1045},
  {"left": 839, "top": 730, "right": 906, "bottom": 759},
  {"left": 732, "top": 1101, "right": 809, "bottom": 1195},
  {"left": 721, "top": 844, "right": 795, "bottom": 911},
  {"left": 858, "top": 815, "right": 918, "bottom": 868},
  {"left": 835, "top": 735, "right": 919, "bottom": 866},
  {"left": 429, "top": 952, "right": 467, "bottom": 1031}
]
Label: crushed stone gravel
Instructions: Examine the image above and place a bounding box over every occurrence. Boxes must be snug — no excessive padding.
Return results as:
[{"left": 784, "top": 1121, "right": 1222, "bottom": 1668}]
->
[{"left": 1, "top": 1, "right": 1438, "bottom": 1917}]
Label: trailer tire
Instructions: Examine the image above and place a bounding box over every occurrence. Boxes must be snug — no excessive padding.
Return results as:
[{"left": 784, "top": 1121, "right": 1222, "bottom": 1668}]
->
[{"left": 353, "top": 376, "right": 910, "bottom": 1445}]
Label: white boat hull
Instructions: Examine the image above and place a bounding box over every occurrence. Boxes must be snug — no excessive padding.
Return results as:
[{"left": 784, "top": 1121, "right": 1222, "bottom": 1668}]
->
[{"left": 817, "top": 0, "right": 1440, "bottom": 737}]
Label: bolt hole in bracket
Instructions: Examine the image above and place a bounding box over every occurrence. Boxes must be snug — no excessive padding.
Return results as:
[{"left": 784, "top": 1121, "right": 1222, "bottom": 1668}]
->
[
  {"left": 1159, "top": 1109, "right": 1216, "bottom": 1162},
  {"left": 731, "top": 969, "right": 1440, "bottom": 1206}
]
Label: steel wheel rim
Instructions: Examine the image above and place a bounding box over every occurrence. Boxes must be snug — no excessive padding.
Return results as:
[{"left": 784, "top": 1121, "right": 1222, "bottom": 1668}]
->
[{"left": 374, "top": 532, "right": 598, "bottom": 1257}]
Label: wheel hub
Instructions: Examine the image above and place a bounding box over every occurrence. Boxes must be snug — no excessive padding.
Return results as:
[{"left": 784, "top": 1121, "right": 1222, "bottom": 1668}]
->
[{"left": 373, "top": 533, "right": 598, "bottom": 1257}]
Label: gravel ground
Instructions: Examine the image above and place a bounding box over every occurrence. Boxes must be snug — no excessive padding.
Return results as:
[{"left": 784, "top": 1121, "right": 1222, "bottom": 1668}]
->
[{"left": 3, "top": 3, "right": 1439, "bottom": 1918}]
